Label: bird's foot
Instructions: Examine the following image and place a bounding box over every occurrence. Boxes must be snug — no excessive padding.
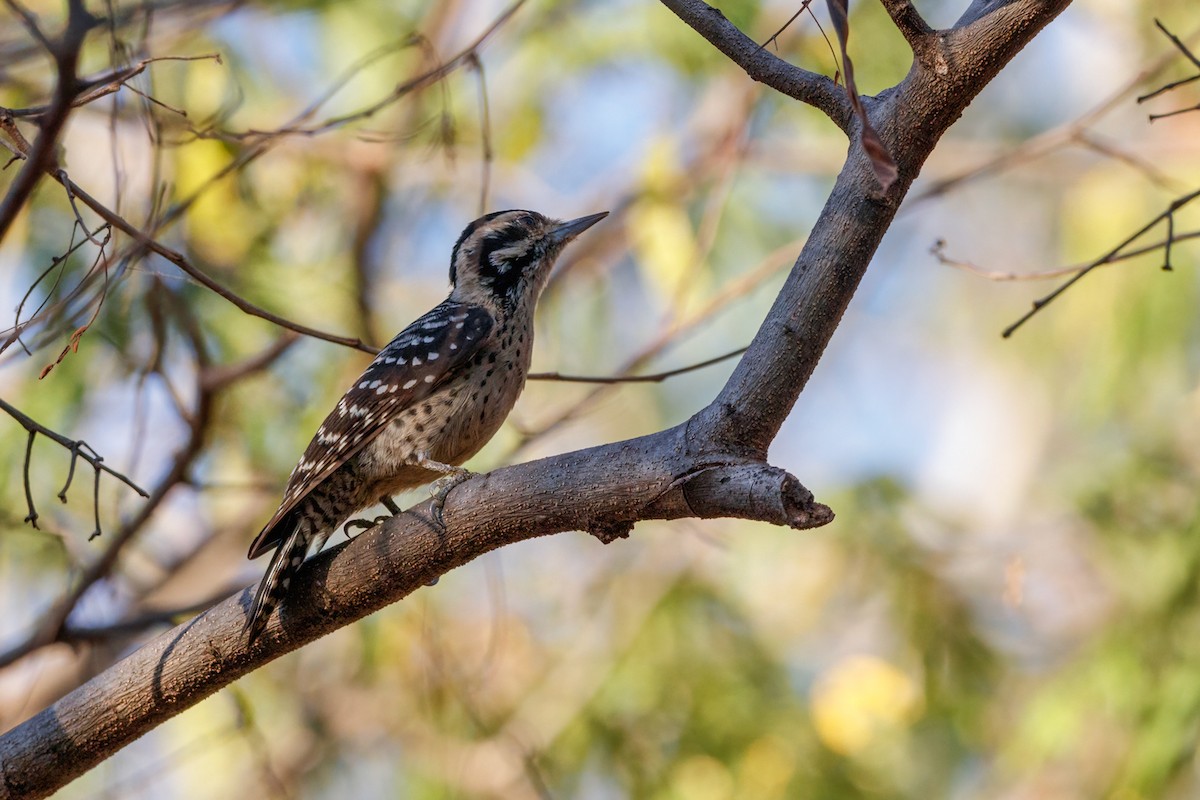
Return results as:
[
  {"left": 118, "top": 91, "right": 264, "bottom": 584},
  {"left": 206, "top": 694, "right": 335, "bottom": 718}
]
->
[
  {"left": 343, "top": 515, "right": 391, "bottom": 539},
  {"left": 429, "top": 468, "right": 472, "bottom": 529}
]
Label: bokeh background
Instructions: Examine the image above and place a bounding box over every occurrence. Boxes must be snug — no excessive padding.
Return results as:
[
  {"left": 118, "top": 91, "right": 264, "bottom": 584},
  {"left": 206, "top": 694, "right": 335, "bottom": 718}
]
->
[{"left": 1, "top": 0, "right": 1199, "bottom": 797}]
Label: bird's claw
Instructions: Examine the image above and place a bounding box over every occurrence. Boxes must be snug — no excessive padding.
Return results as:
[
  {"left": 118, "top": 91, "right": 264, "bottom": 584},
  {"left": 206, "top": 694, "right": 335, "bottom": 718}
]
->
[
  {"left": 343, "top": 515, "right": 391, "bottom": 539},
  {"left": 429, "top": 469, "right": 471, "bottom": 529}
]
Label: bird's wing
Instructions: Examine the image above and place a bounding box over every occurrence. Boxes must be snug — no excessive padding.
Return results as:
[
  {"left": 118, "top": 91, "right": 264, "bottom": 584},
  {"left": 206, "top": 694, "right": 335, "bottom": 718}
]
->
[{"left": 247, "top": 301, "right": 493, "bottom": 559}]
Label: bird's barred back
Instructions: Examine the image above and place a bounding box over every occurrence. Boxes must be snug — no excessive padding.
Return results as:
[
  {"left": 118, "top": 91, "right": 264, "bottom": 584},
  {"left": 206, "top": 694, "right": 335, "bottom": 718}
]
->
[{"left": 246, "top": 301, "right": 492, "bottom": 560}]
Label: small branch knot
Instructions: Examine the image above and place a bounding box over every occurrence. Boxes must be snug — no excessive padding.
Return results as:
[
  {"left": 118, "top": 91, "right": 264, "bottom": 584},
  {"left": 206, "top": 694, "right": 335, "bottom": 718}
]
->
[{"left": 588, "top": 519, "right": 635, "bottom": 544}]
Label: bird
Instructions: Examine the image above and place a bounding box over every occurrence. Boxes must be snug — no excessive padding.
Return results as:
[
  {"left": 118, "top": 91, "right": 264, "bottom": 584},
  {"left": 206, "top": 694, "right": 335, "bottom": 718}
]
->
[{"left": 243, "top": 209, "right": 607, "bottom": 644}]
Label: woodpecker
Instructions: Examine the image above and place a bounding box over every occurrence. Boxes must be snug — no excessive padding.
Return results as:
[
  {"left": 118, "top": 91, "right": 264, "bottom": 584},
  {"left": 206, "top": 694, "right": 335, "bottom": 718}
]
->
[{"left": 244, "top": 209, "right": 607, "bottom": 643}]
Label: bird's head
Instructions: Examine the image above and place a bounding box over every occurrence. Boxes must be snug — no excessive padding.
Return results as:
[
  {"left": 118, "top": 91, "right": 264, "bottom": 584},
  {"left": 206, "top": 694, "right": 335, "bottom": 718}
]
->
[{"left": 448, "top": 209, "right": 607, "bottom": 310}]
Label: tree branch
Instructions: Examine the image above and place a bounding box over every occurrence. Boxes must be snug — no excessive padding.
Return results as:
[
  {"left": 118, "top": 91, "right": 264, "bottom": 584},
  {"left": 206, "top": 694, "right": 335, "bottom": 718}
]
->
[
  {"left": 527, "top": 346, "right": 747, "bottom": 384},
  {"left": 878, "top": 0, "right": 935, "bottom": 50},
  {"left": 696, "top": 0, "right": 1072, "bottom": 454},
  {"left": 0, "top": 437, "right": 831, "bottom": 797},
  {"left": 0, "top": 0, "right": 94, "bottom": 244},
  {"left": 658, "top": 0, "right": 855, "bottom": 132},
  {"left": 50, "top": 174, "right": 376, "bottom": 353}
]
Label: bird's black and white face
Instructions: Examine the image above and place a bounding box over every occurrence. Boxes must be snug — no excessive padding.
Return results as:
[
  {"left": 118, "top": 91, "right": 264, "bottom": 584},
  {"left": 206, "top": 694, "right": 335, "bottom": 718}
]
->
[{"left": 448, "top": 209, "right": 606, "bottom": 310}]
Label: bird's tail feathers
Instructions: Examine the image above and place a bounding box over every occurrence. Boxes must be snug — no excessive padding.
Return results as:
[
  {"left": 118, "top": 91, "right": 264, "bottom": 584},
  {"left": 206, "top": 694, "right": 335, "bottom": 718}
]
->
[{"left": 244, "top": 520, "right": 311, "bottom": 645}]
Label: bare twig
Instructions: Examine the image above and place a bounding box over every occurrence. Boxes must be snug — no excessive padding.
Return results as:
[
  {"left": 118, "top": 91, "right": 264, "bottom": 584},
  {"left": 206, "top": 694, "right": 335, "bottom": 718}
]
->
[
  {"left": 1003, "top": 188, "right": 1200, "bottom": 337},
  {"left": 6, "top": 222, "right": 107, "bottom": 356},
  {"left": 758, "top": 2, "right": 811, "bottom": 53},
  {"left": 468, "top": 53, "right": 494, "bottom": 216},
  {"left": 911, "top": 24, "right": 1200, "bottom": 205},
  {"left": 0, "top": 0, "right": 95, "bottom": 244},
  {"left": 932, "top": 232, "right": 1200, "bottom": 281},
  {"left": 0, "top": 397, "right": 149, "bottom": 499},
  {"left": 196, "top": 0, "right": 526, "bottom": 143},
  {"left": 3, "top": 54, "right": 221, "bottom": 120},
  {"left": 54, "top": 174, "right": 376, "bottom": 353},
  {"left": 1147, "top": 19, "right": 1200, "bottom": 72},
  {"left": 529, "top": 346, "right": 747, "bottom": 384},
  {"left": 37, "top": 222, "right": 112, "bottom": 380},
  {"left": 1147, "top": 101, "right": 1200, "bottom": 121},
  {"left": 1, "top": 392, "right": 147, "bottom": 544},
  {"left": 22, "top": 429, "right": 38, "bottom": 529},
  {"left": 660, "top": 0, "right": 854, "bottom": 131},
  {"left": 1141, "top": 23, "right": 1200, "bottom": 121}
]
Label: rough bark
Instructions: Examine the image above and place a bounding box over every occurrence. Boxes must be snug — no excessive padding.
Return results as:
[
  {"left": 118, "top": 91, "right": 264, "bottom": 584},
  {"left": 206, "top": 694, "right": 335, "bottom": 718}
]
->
[{"left": 0, "top": 0, "right": 1072, "bottom": 796}]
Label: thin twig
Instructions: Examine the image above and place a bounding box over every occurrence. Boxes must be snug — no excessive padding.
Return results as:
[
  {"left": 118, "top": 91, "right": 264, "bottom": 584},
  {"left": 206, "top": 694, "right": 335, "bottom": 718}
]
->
[
  {"left": 1151, "top": 18, "right": 1200, "bottom": 70},
  {"left": 3, "top": 54, "right": 221, "bottom": 119},
  {"left": 910, "top": 24, "right": 1200, "bottom": 205},
  {"left": 6, "top": 223, "right": 106, "bottom": 355},
  {"left": 56, "top": 174, "right": 376, "bottom": 352},
  {"left": 1003, "top": 188, "right": 1200, "bottom": 337},
  {"left": 659, "top": 0, "right": 854, "bottom": 131},
  {"left": 196, "top": 0, "right": 525, "bottom": 143},
  {"left": 1137, "top": 21, "right": 1200, "bottom": 118},
  {"left": 529, "top": 346, "right": 747, "bottom": 384},
  {"left": 932, "top": 231, "right": 1200, "bottom": 281},
  {"left": 1137, "top": 73, "right": 1200, "bottom": 103},
  {"left": 22, "top": 429, "right": 39, "bottom": 528},
  {"left": 38, "top": 230, "right": 113, "bottom": 379},
  {"left": 1147, "top": 102, "right": 1200, "bottom": 122},
  {"left": 757, "top": 2, "right": 810, "bottom": 52},
  {"left": 0, "top": 397, "right": 150, "bottom": 497},
  {"left": 0, "top": 0, "right": 95, "bottom": 244},
  {"left": 468, "top": 53, "right": 494, "bottom": 216}
]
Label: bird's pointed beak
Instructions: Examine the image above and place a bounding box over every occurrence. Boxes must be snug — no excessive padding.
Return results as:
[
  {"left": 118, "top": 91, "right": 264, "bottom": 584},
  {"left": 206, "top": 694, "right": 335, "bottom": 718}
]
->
[{"left": 550, "top": 211, "right": 608, "bottom": 245}]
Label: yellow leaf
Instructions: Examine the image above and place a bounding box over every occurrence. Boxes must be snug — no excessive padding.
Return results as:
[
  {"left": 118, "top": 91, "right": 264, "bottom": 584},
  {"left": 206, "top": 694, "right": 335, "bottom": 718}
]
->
[{"left": 811, "top": 655, "right": 922, "bottom": 755}]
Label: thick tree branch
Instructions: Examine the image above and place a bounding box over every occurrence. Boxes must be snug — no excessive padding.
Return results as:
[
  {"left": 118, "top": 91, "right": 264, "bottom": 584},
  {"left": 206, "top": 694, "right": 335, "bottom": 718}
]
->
[
  {"left": 659, "top": 0, "right": 855, "bottom": 132},
  {"left": 696, "top": 0, "right": 1072, "bottom": 454},
  {"left": 0, "top": 435, "right": 831, "bottom": 797}
]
